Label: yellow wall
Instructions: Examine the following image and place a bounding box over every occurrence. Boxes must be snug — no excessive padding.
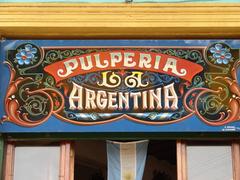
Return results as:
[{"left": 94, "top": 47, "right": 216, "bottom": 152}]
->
[{"left": 0, "top": 3, "right": 240, "bottom": 39}]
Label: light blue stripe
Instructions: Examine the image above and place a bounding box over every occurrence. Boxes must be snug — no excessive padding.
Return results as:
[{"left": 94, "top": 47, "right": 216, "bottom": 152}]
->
[
  {"left": 136, "top": 141, "right": 149, "bottom": 180},
  {"left": 107, "top": 142, "right": 121, "bottom": 180}
]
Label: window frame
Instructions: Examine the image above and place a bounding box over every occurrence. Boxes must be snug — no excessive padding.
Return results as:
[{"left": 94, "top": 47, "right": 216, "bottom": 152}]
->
[
  {"left": 3, "top": 141, "right": 73, "bottom": 180},
  {"left": 4, "top": 139, "right": 240, "bottom": 180},
  {"left": 177, "top": 140, "right": 240, "bottom": 180}
]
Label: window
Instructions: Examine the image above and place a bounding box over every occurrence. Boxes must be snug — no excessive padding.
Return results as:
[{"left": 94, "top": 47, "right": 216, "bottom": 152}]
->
[
  {"left": 13, "top": 146, "right": 60, "bottom": 180},
  {"left": 3, "top": 142, "right": 73, "bottom": 180},
  {"left": 177, "top": 141, "right": 240, "bottom": 180},
  {"left": 3, "top": 140, "right": 240, "bottom": 180},
  {"left": 187, "top": 145, "right": 233, "bottom": 180}
]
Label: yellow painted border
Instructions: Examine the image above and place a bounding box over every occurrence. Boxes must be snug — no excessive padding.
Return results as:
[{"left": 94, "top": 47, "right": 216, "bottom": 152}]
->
[{"left": 1, "top": 3, "right": 240, "bottom": 38}]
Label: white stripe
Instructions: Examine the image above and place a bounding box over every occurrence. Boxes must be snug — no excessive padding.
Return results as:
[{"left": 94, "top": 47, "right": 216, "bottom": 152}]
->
[
  {"left": 120, "top": 143, "right": 136, "bottom": 180},
  {"left": 108, "top": 140, "right": 148, "bottom": 145}
]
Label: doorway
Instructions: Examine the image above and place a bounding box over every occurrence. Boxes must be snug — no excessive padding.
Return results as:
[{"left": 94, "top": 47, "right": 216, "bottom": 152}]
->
[
  {"left": 143, "top": 141, "right": 177, "bottom": 180},
  {"left": 74, "top": 140, "right": 177, "bottom": 180}
]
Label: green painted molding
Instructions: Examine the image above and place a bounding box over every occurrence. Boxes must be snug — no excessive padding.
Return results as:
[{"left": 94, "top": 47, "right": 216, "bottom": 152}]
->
[{"left": 3, "top": 132, "right": 240, "bottom": 141}]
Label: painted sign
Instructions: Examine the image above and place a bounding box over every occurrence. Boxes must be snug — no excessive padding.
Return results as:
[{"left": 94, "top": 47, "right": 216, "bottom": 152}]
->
[{"left": 0, "top": 40, "right": 240, "bottom": 132}]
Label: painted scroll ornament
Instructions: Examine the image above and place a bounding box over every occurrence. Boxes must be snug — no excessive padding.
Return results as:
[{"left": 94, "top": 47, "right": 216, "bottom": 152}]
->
[{"left": 1, "top": 42, "right": 240, "bottom": 127}]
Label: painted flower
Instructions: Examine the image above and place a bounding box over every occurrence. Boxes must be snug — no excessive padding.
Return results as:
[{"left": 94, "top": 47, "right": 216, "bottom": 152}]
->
[
  {"left": 15, "top": 44, "right": 37, "bottom": 65},
  {"left": 210, "top": 43, "right": 232, "bottom": 64}
]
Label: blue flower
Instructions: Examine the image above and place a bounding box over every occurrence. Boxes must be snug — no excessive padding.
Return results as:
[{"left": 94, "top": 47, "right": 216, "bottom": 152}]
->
[
  {"left": 15, "top": 44, "right": 37, "bottom": 65},
  {"left": 210, "top": 44, "right": 232, "bottom": 64}
]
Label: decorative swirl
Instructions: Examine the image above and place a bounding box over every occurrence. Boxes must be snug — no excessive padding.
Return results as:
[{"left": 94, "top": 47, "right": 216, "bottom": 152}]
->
[
  {"left": 194, "top": 89, "right": 234, "bottom": 125},
  {"left": 2, "top": 63, "right": 64, "bottom": 127},
  {"left": 24, "top": 95, "right": 48, "bottom": 117},
  {"left": 34, "top": 74, "right": 43, "bottom": 82},
  {"left": 3, "top": 42, "right": 240, "bottom": 127},
  {"left": 43, "top": 49, "right": 98, "bottom": 66},
  {"left": 193, "top": 75, "right": 204, "bottom": 87},
  {"left": 72, "top": 49, "right": 86, "bottom": 56},
  {"left": 163, "top": 49, "right": 176, "bottom": 56},
  {"left": 188, "top": 50, "right": 205, "bottom": 64},
  {"left": 4, "top": 86, "right": 53, "bottom": 127},
  {"left": 142, "top": 72, "right": 180, "bottom": 87},
  {"left": 85, "top": 73, "right": 102, "bottom": 84},
  {"left": 63, "top": 111, "right": 122, "bottom": 121},
  {"left": 176, "top": 49, "right": 186, "bottom": 58},
  {"left": 68, "top": 75, "right": 85, "bottom": 84},
  {"left": 161, "top": 49, "right": 205, "bottom": 65},
  {"left": 61, "top": 50, "right": 73, "bottom": 59},
  {"left": 177, "top": 68, "right": 187, "bottom": 76},
  {"left": 149, "top": 49, "right": 163, "bottom": 53},
  {"left": 65, "top": 111, "right": 78, "bottom": 120},
  {"left": 198, "top": 94, "right": 225, "bottom": 117},
  {"left": 171, "top": 112, "right": 183, "bottom": 120},
  {"left": 44, "top": 76, "right": 55, "bottom": 88},
  {"left": 44, "top": 50, "right": 60, "bottom": 65},
  {"left": 183, "top": 63, "right": 240, "bottom": 126},
  {"left": 186, "top": 75, "right": 205, "bottom": 89}
]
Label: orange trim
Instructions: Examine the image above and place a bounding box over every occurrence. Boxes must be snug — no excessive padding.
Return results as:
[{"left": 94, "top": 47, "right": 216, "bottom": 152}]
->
[{"left": 3, "top": 143, "right": 15, "bottom": 180}]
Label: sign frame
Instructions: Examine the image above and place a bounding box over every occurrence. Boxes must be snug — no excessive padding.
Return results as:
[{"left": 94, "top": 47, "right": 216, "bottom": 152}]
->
[{"left": 1, "top": 39, "right": 240, "bottom": 133}]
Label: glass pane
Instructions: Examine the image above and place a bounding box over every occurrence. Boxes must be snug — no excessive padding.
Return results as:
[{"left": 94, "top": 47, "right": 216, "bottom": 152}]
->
[
  {"left": 13, "top": 146, "right": 60, "bottom": 180},
  {"left": 187, "top": 145, "right": 233, "bottom": 180}
]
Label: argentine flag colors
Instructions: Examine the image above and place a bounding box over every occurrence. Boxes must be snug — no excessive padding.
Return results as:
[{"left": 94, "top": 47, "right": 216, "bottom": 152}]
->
[{"left": 107, "top": 140, "right": 149, "bottom": 180}]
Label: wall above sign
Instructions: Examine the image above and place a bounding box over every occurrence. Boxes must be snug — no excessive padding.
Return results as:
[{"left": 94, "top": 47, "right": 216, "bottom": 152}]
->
[
  {"left": 0, "top": 0, "right": 239, "bottom": 2},
  {"left": 0, "top": 40, "right": 240, "bottom": 132}
]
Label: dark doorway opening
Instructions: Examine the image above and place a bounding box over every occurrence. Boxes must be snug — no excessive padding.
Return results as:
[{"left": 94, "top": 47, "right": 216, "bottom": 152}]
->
[
  {"left": 74, "top": 140, "right": 107, "bottom": 180},
  {"left": 143, "top": 140, "right": 177, "bottom": 180},
  {"left": 74, "top": 140, "right": 176, "bottom": 180}
]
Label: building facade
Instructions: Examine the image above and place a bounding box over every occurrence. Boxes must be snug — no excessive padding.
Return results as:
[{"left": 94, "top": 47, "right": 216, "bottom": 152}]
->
[{"left": 0, "top": 1, "right": 240, "bottom": 180}]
